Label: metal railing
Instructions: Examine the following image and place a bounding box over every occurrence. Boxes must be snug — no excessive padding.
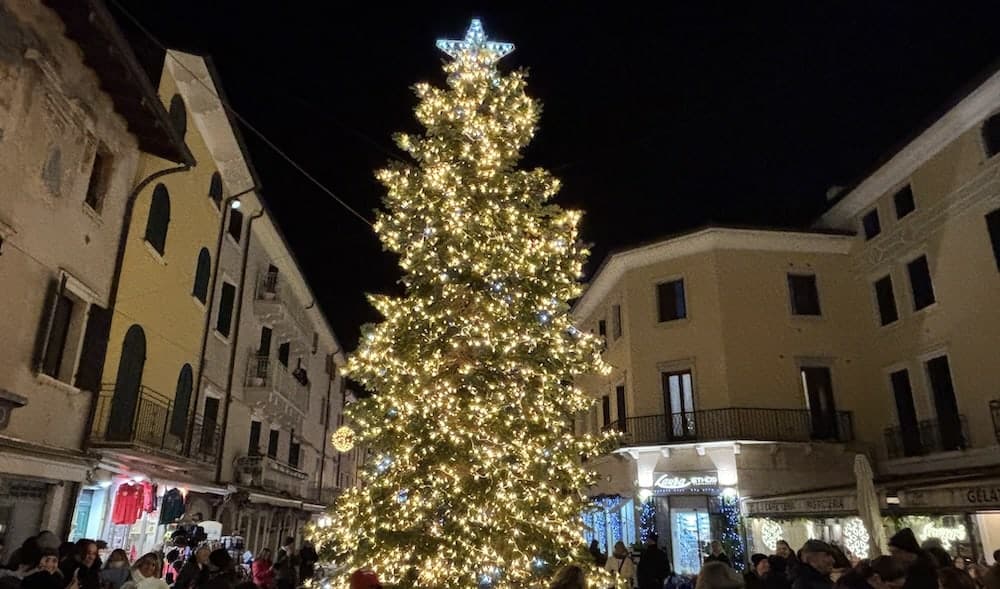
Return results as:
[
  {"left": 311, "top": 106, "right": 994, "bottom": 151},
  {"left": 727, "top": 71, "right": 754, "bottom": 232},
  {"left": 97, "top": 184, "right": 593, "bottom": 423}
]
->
[
  {"left": 243, "top": 351, "right": 308, "bottom": 412},
  {"left": 604, "top": 408, "right": 854, "bottom": 445},
  {"left": 90, "top": 384, "right": 221, "bottom": 463},
  {"left": 884, "top": 415, "right": 970, "bottom": 459},
  {"left": 255, "top": 270, "right": 312, "bottom": 337},
  {"left": 234, "top": 454, "right": 309, "bottom": 497}
]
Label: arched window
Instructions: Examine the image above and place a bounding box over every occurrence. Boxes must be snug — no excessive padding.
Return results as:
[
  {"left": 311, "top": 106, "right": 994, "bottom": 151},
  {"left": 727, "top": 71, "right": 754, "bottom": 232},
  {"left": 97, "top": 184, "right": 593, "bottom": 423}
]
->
[
  {"left": 169, "top": 94, "right": 187, "bottom": 138},
  {"left": 228, "top": 208, "right": 244, "bottom": 243},
  {"left": 984, "top": 113, "right": 1000, "bottom": 158},
  {"left": 192, "top": 248, "right": 212, "bottom": 303},
  {"left": 170, "top": 364, "right": 193, "bottom": 437},
  {"left": 145, "top": 183, "right": 171, "bottom": 255},
  {"left": 107, "top": 325, "right": 146, "bottom": 441},
  {"left": 209, "top": 172, "right": 223, "bottom": 208}
]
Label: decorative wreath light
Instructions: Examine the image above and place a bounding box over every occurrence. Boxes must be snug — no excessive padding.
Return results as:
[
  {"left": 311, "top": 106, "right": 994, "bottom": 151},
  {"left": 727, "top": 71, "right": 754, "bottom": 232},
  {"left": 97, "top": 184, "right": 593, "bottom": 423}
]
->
[
  {"left": 331, "top": 426, "right": 355, "bottom": 452},
  {"left": 761, "top": 520, "right": 783, "bottom": 551},
  {"left": 843, "top": 518, "right": 871, "bottom": 559}
]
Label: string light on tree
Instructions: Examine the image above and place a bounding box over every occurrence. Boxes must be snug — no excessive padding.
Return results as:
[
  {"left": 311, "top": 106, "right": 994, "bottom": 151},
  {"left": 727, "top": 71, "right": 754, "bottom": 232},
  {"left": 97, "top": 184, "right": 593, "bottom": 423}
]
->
[{"left": 309, "top": 17, "right": 614, "bottom": 589}]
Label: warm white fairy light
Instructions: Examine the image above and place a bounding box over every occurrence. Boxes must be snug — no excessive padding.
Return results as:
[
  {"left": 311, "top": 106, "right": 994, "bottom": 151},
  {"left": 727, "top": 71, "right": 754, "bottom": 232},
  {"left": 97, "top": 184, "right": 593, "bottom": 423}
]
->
[
  {"left": 331, "top": 426, "right": 356, "bottom": 452},
  {"left": 308, "top": 18, "right": 615, "bottom": 589}
]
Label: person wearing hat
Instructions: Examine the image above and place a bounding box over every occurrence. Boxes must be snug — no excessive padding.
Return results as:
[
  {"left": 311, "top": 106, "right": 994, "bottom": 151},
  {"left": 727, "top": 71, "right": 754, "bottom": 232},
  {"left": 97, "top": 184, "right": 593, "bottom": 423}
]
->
[
  {"left": 348, "top": 569, "right": 381, "bottom": 589},
  {"left": 745, "top": 554, "right": 777, "bottom": 589},
  {"left": 887, "top": 528, "right": 937, "bottom": 589},
  {"left": 199, "top": 549, "right": 238, "bottom": 589},
  {"left": 22, "top": 547, "right": 76, "bottom": 589},
  {"left": 790, "top": 540, "right": 835, "bottom": 589}
]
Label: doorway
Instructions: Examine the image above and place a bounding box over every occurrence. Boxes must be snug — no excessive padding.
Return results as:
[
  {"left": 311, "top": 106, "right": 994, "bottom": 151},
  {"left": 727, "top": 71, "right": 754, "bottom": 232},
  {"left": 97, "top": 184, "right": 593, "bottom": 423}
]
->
[
  {"left": 671, "top": 508, "right": 711, "bottom": 575},
  {"left": 201, "top": 397, "right": 221, "bottom": 455},
  {"left": 800, "top": 366, "right": 839, "bottom": 440},
  {"left": 662, "top": 370, "right": 695, "bottom": 441}
]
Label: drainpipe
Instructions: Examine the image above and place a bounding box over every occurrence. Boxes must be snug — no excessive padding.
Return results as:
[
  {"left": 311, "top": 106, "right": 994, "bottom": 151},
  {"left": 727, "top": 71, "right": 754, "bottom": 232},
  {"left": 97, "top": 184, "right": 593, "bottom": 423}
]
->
[
  {"left": 186, "top": 186, "right": 261, "bottom": 455},
  {"left": 81, "top": 163, "right": 191, "bottom": 450},
  {"left": 215, "top": 206, "right": 265, "bottom": 483}
]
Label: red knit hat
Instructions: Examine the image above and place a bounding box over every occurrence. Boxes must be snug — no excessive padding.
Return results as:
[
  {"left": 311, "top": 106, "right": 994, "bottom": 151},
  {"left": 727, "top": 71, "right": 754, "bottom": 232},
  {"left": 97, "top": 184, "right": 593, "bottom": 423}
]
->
[{"left": 349, "top": 569, "right": 382, "bottom": 589}]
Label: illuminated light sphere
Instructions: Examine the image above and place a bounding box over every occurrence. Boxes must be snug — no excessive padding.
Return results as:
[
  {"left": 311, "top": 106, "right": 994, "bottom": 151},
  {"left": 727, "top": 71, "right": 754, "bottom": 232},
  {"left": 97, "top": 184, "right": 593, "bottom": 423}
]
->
[
  {"left": 436, "top": 18, "right": 514, "bottom": 63},
  {"left": 843, "top": 518, "right": 871, "bottom": 559},
  {"left": 330, "top": 425, "right": 355, "bottom": 452},
  {"left": 761, "top": 520, "right": 783, "bottom": 551}
]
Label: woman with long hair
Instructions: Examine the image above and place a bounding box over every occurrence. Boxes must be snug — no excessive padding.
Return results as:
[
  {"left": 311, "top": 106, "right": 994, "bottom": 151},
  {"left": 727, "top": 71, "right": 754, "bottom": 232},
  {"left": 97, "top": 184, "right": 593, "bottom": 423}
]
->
[{"left": 100, "top": 550, "right": 131, "bottom": 589}]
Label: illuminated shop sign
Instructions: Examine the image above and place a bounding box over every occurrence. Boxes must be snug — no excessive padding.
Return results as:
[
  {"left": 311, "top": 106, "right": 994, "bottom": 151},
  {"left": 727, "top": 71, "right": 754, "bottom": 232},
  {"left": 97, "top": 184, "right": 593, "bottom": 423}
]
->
[
  {"left": 899, "top": 483, "right": 1000, "bottom": 509},
  {"left": 653, "top": 473, "right": 719, "bottom": 492},
  {"left": 743, "top": 495, "right": 856, "bottom": 516}
]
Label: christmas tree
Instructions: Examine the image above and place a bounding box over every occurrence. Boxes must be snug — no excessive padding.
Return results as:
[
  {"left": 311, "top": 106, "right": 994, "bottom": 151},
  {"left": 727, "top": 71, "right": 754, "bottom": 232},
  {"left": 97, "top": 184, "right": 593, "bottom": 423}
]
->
[{"left": 312, "top": 19, "right": 611, "bottom": 589}]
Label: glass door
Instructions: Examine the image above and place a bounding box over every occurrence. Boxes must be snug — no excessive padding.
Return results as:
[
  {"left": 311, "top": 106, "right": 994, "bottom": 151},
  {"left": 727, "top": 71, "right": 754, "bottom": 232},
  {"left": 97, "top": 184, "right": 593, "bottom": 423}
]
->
[
  {"left": 662, "top": 371, "right": 695, "bottom": 441},
  {"left": 671, "top": 508, "right": 711, "bottom": 575}
]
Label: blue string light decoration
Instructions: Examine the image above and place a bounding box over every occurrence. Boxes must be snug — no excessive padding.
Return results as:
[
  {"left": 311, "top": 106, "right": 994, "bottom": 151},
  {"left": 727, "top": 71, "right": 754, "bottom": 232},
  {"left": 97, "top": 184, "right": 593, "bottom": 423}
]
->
[
  {"left": 639, "top": 499, "right": 656, "bottom": 544},
  {"left": 720, "top": 494, "right": 745, "bottom": 571}
]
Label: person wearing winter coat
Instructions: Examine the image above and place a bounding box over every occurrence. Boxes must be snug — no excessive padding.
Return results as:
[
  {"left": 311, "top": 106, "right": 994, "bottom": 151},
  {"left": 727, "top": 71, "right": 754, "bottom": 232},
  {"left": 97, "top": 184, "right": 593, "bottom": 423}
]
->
[
  {"left": 696, "top": 562, "right": 744, "bottom": 589},
  {"left": 197, "top": 550, "right": 238, "bottom": 589},
  {"left": 887, "top": 529, "right": 937, "bottom": 589},
  {"left": 119, "top": 554, "right": 168, "bottom": 589},
  {"left": 250, "top": 550, "right": 274, "bottom": 589},
  {"left": 833, "top": 556, "right": 905, "bottom": 589},
  {"left": 790, "top": 540, "right": 835, "bottom": 589},
  {"left": 174, "top": 547, "right": 210, "bottom": 589},
  {"left": 99, "top": 551, "right": 131, "bottom": 589},
  {"left": 23, "top": 548, "right": 76, "bottom": 589},
  {"left": 605, "top": 542, "right": 635, "bottom": 587},
  {"left": 636, "top": 535, "right": 672, "bottom": 589},
  {"left": 705, "top": 542, "right": 732, "bottom": 568}
]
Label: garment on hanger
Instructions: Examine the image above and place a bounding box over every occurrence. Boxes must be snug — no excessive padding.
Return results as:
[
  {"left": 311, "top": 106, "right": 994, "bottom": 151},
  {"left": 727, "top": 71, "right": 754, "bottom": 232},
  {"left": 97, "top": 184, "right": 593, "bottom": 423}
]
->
[
  {"left": 158, "top": 488, "right": 186, "bottom": 524},
  {"left": 111, "top": 483, "right": 143, "bottom": 525}
]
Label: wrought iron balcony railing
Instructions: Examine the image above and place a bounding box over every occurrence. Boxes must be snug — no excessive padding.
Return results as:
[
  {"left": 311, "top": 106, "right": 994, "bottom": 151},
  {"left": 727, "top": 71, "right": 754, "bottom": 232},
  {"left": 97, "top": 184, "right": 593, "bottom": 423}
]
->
[
  {"left": 90, "top": 384, "right": 221, "bottom": 464},
  {"left": 244, "top": 351, "right": 309, "bottom": 414},
  {"left": 884, "top": 415, "right": 969, "bottom": 459},
  {"left": 234, "top": 454, "right": 309, "bottom": 497},
  {"left": 603, "top": 407, "right": 854, "bottom": 446}
]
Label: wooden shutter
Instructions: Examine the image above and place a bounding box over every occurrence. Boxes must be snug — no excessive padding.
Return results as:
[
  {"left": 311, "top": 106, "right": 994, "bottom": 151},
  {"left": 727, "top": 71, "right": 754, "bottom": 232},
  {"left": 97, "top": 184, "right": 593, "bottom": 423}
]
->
[
  {"left": 33, "top": 276, "right": 66, "bottom": 374},
  {"left": 74, "top": 304, "right": 112, "bottom": 392}
]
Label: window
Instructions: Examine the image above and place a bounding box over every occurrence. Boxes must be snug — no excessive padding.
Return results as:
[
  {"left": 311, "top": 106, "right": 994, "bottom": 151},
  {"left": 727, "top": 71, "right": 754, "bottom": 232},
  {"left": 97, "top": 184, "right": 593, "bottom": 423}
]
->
[
  {"left": 228, "top": 208, "right": 244, "bottom": 243},
  {"left": 169, "top": 94, "right": 187, "bottom": 138},
  {"left": 201, "top": 397, "right": 220, "bottom": 453},
  {"left": 84, "top": 145, "right": 112, "bottom": 212},
  {"left": 986, "top": 208, "right": 1000, "bottom": 271},
  {"left": 145, "top": 184, "right": 170, "bottom": 255},
  {"left": 984, "top": 113, "right": 1000, "bottom": 158},
  {"left": 216, "top": 281, "right": 236, "bottom": 337},
  {"left": 601, "top": 395, "right": 610, "bottom": 428},
  {"left": 889, "top": 369, "right": 921, "bottom": 457},
  {"left": 192, "top": 248, "right": 211, "bottom": 304},
  {"left": 36, "top": 277, "right": 101, "bottom": 386},
  {"left": 611, "top": 304, "right": 622, "bottom": 339},
  {"left": 312, "top": 331, "right": 319, "bottom": 354},
  {"left": 170, "top": 364, "right": 193, "bottom": 437},
  {"left": 925, "top": 355, "right": 964, "bottom": 451},
  {"left": 800, "top": 366, "right": 839, "bottom": 440},
  {"left": 41, "top": 293, "right": 74, "bottom": 378},
  {"left": 267, "top": 429, "right": 279, "bottom": 458},
  {"left": 662, "top": 370, "right": 695, "bottom": 440},
  {"left": 249, "top": 420, "right": 262, "bottom": 455},
  {"left": 862, "top": 209, "right": 881, "bottom": 240},
  {"left": 278, "top": 342, "right": 290, "bottom": 367},
  {"left": 906, "top": 255, "right": 936, "bottom": 310},
  {"left": 597, "top": 319, "right": 606, "bottom": 339},
  {"left": 289, "top": 440, "right": 301, "bottom": 468},
  {"left": 787, "top": 274, "right": 821, "bottom": 316},
  {"left": 656, "top": 279, "right": 687, "bottom": 322},
  {"left": 615, "top": 385, "right": 626, "bottom": 432},
  {"left": 258, "top": 326, "right": 272, "bottom": 356},
  {"left": 894, "top": 185, "right": 916, "bottom": 219},
  {"left": 209, "top": 172, "right": 223, "bottom": 208},
  {"left": 874, "top": 275, "right": 899, "bottom": 326}
]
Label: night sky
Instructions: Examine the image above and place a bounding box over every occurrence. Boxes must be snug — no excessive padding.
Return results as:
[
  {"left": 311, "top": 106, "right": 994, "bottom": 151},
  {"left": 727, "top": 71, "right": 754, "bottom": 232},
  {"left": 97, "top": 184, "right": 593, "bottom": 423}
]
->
[{"left": 112, "top": 1, "right": 1000, "bottom": 350}]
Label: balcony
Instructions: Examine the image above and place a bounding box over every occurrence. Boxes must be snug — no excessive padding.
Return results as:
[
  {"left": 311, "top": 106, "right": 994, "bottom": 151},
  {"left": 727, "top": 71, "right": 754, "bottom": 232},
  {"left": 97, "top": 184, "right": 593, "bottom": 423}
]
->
[
  {"left": 243, "top": 351, "right": 308, "bottom": 428},
  {"left": 89, "top": 385, "right": 220, "bottom": 465},
  {"left": 254, "top": 270, "right": 311, "bottom": 342},
  {"left": 884, "top": 416, "right": 969, "bottom": 459},
  {"left": 234, "top": 454, "right": 310, "bottom": 498},
  {"left": 605, "top": 408, "right": 855, "bottom": 446}
]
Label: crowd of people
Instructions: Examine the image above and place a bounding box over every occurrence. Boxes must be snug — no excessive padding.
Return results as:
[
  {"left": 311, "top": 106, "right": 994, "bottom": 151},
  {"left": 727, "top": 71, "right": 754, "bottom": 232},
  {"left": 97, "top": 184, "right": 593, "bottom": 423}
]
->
[
  {"left": 0, "top": 533, "right": 319, "bottom": 589},
  {"left": 581, "top": 528, "right": 1000, "bottom": 589}
]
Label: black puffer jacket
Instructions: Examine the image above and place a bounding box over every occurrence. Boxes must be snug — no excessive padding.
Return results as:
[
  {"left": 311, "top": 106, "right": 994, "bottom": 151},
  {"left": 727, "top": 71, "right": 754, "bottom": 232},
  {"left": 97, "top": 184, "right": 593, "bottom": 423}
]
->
[{"left": 789, "top": 563, "right": 832, "bottom": 589}]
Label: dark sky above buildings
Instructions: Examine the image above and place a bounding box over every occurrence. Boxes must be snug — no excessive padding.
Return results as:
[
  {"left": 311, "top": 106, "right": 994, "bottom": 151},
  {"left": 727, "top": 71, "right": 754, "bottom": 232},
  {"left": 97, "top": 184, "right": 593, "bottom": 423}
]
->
[{"left": 113, "top": 1, "right": 1000, "bottom": 350}]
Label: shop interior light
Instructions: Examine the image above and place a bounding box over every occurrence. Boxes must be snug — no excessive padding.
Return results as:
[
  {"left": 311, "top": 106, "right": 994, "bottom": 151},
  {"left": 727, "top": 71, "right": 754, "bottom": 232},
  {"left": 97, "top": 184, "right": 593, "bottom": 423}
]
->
[
  {"left": 637, "top": 488, "right": 652, "bottom": 502},
  {"left": 721, "top": 487, "right": 739, "bottom": 499},
  {"left": 886, "top": 494, "right": 901, "bottom": 505}
]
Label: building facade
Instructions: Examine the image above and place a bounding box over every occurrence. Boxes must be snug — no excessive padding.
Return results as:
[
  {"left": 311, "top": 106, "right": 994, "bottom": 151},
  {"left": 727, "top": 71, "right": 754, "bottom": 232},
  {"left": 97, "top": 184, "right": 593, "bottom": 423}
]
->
[
  {"left": 0, "top": 0, "right": 190, "bottom": 555},
  {"left": 575, "top": 68, "right": 1000, "bottom": 568},
  {"left": 809, "top": 67, "right": 1000, "bottom": 563}
]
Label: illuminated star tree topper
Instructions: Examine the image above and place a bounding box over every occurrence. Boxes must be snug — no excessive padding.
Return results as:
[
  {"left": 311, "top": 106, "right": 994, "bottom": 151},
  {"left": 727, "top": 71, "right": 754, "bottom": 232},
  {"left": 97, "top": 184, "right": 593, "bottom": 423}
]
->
[{"left": 310, "top": 18, "right": 614, "bottom": 589}]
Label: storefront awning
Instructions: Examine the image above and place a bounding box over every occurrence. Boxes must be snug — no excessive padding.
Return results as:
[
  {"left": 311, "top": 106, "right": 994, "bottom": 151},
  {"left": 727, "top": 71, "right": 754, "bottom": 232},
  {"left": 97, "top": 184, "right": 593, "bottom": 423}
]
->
[{"left": 98, "top": 461, "right": 233, "bottom": 496}]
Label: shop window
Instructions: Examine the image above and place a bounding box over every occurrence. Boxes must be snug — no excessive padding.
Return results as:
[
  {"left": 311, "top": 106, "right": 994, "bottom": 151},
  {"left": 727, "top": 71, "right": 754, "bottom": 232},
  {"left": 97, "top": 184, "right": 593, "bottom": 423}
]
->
[
  {"left": 145, "top": 184, "right": 170, "bottom": 255},
  {"left": 874, "top": 275, "right": 899, "bottom": 326},
  {"left": 906, "top": 255, "right": 936, "bottom": 310},
  {"left": 894, "top": 185, "right": 916, "bottom": 219},
  {"left": 656, "top": 279, "right": 687, "bottom": 322},
  {"left": 862, "top": 209, "right": 881, "bottom": 240},
  {"left": 787, "top": 274, "right": 821, "bottom": 316}
]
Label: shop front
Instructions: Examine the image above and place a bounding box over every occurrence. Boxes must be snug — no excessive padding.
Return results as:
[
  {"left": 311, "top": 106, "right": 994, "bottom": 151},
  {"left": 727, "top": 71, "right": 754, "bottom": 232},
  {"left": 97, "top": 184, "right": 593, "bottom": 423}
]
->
[
  {"left": 582, "top": 495, "right": 636, "bottom": 555},
  {"left": 891, "top": 477, "right": 1000, "bottom": 563},
  {"left": 742, "top": 489, "right": 883, "bottom": 561}
]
